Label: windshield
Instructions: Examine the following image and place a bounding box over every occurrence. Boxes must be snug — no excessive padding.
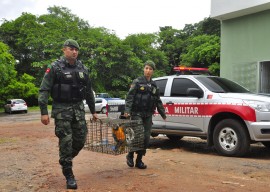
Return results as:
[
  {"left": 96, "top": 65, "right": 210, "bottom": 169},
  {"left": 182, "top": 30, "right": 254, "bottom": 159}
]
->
[{"left": 195, "top": 77, "right": 250, "bottom": 93}]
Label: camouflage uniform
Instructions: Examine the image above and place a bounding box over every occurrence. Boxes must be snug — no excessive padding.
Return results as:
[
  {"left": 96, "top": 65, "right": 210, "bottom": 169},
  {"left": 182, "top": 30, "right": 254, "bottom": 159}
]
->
[
  {"left": 38, "top": 56, "right": 95, "bottom": 170},
  {"left": 125, "top": 75, "right": 166, "bottom": 166}
]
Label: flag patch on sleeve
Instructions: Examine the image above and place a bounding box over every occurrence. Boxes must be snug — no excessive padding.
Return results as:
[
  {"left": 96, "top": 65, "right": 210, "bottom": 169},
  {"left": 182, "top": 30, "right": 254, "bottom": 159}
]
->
[{"left": 45, "top": 68, "right": 51, "bottom": 73}]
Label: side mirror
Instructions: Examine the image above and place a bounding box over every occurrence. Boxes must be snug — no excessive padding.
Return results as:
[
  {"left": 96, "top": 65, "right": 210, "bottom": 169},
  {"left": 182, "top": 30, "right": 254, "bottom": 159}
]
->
[{"left": 186, "top": 88, "right": 204, "bottom": 98}]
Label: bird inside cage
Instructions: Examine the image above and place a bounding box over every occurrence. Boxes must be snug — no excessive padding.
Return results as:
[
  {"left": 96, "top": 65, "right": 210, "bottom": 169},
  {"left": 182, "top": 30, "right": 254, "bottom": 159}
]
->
[{"left": 112, "top": 124, "right": 126, "bottom": 152}]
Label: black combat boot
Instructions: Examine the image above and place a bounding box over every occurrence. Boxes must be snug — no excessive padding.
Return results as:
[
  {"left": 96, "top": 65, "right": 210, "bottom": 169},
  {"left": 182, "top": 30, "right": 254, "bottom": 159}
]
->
[
  {"left": 62, "top": 168, "right": 78, "bottom": 189},
  {"left": 135, "top": 154, "right": 147, "bottom": 169},
  {"left": 126, "top": 152, "right": 134, "bottom": 167}
]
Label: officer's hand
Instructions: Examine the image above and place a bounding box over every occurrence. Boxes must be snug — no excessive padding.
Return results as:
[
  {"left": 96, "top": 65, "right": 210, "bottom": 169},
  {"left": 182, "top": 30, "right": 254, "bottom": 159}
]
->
[
  {"left": 41, "top": 115, "right": 50, "bottom": 125},
  {"left": 123, "top": 113, "right": 130, "bottom": 118},
  {"left": 92, "top": 113, "right": 98, "bottom": 121}
]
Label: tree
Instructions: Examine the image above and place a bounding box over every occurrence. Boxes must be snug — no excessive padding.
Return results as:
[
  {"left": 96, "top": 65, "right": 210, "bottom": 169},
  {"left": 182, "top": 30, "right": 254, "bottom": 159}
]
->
[
  {"left": 157, "top": 26, "right": 184, "bottom": 74},
  {"left": 0, "top": 6, "right": 91, "bottom": 86},
  {"left": 180, "top": 34, "right": 220, "bottom": 75},
  {"left": 181, "top": 17, "right": 220, "bottom": 37},
  {"left": 123, "top": 33, "right": 168, "bottom": 79},
  {"left": 157, "top": 18, "right": 221, "bottom": 75},
  {"left": 0, "top": 41, "right": 16, "bottom": 93},
  {"left": 80, "top": 29, "right": 137, "bottom": 95},
  {"left": 0, "top": 13, "right": 40, "bottom": 78},
  {"left": 195, "top": 17, "right": 220, "bottom": 36},
  {"left": 0, "top": 6, "right": 222, "bottom": 102},
  {"left": 0, "top": 73, "right": 39, "bottom": 106}
]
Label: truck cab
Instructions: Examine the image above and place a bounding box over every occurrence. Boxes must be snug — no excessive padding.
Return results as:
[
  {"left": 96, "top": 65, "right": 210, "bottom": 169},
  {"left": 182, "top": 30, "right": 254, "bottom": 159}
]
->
[
  {"left": 152, "top": 75, "right": 270, "bottom": 157},
  {"left": 107, "top": 75, "right": 270, "bottom": 157}
]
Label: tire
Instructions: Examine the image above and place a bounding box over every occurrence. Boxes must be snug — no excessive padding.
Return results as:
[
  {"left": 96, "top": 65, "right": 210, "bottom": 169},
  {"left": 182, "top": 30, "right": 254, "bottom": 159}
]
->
[
  {"left": 151, "top": 133, "right": 159, "bottom": 137},
  {"left": 213, "top": 119, "right": 250, "bottom": 157},
  {"left": 167, "top": 135, "right": 183, "bottom": 141},
  {"left": 101, "top": 107, "right": 107, "bottom": 114},
  {"left": 261, "top": 141, "right": 270, "bottom": 148}
]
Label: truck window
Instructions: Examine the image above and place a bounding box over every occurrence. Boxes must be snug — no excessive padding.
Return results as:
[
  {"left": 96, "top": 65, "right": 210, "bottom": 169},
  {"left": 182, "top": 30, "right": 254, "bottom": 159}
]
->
[
  {"left": 155, "top": 79, "right": 167, "bottom": 96},
  {"left": 95, "top": 99, "right": 102, "bottom": 103},
  {"left": 96, "top": 93, "right": 109, "bottom": 98},
  {"left": 171, "top": 78, "right": 200, "bottom": 97},
  {"left": 195, "top": 77, "right": 250, "bottom": 93}
]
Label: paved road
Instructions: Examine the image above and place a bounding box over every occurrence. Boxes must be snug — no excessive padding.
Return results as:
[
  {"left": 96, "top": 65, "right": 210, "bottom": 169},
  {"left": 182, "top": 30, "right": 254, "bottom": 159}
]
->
[
  {"left": 0, "top": 111, "right": 107, "bottom": 123},
  {"left": 0, "top": 111, "right": 41, "bottom": 122}
]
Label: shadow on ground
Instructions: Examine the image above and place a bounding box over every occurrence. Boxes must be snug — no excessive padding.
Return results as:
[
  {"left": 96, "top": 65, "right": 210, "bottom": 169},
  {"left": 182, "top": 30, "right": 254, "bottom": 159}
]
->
[{"left": 149, "top": 136, "right": 270, "bottom": 159}]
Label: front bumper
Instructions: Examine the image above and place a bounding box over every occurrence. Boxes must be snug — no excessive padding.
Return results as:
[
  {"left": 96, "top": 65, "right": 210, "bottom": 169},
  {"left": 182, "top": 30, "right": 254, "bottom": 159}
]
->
[{"left": 247, "top": 121, "right": 270, "bottom": 141}]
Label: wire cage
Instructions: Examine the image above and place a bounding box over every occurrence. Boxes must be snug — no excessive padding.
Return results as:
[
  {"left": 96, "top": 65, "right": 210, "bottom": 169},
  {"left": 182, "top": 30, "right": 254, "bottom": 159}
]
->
[{"left": 84, "top": 118, "right": 145, "bottom": 155}]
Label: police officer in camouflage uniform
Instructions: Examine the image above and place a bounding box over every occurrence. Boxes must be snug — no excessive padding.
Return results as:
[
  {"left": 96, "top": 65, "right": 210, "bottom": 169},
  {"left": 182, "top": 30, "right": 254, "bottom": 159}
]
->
[
  {"left": 38, "top": 39, "right": 98, "bottom": 190},
  {"left": 124, "top": 60, "right": 166, "bottom": 169}
]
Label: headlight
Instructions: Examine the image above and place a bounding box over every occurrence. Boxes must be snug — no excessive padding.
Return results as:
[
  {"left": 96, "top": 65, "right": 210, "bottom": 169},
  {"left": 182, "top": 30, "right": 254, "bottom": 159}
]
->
[{"left": 243, "top": 100, "right": 270, "bottom": 112}]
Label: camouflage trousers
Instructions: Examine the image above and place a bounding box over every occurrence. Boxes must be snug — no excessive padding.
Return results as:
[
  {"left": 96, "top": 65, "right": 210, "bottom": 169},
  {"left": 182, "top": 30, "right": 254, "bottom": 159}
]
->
[
  {"left": 131, "top": 112, "right": 153, "bottom": 156},
  {"left": 52, "top": 104, "right": 87, "bottom": 169}
]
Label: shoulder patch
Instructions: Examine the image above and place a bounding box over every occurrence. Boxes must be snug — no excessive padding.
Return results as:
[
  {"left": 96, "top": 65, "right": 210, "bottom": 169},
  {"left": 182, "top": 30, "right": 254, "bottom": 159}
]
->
[
  {"left": 45, "top": 64, "right": 52, "bottom": 73},
  {"left": 45, "top": 68, "right": 50, "bottom": 73}
]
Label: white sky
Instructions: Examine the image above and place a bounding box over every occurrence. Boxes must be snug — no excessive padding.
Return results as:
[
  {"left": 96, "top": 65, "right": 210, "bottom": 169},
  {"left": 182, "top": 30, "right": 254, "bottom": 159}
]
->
[{"left": 0, "top": 0, "right": 211, "bottom": 39}]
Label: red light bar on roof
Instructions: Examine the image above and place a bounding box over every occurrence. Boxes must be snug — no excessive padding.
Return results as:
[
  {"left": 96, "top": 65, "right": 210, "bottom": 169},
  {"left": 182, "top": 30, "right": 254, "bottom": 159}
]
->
[{"left": 173, "top": 66, "right": 209, "bottom": 71}]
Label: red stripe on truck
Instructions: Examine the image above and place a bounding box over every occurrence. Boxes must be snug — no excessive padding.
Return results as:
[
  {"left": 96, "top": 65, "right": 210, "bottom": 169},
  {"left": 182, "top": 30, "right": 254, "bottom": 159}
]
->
[{"left": 162, "top": 103, "right": 256, "bottom": 122}]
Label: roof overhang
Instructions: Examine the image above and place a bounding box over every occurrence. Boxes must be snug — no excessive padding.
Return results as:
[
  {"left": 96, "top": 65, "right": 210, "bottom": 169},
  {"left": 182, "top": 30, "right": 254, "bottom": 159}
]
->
[{"left": 211, "top": 1, "right": 270, "bottom": 20}]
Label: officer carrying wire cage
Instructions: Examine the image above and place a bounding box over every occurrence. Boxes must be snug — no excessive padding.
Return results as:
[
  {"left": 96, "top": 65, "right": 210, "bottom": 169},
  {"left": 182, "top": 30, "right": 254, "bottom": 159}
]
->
[{"left": 123, "top": 60, "right": 167, "bottom": 169}]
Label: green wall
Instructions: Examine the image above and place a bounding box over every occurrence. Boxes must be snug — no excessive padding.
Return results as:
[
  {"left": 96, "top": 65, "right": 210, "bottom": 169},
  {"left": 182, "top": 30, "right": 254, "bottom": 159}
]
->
[{"left": 221, "top": 10, "right": 270, "bottom": 92}]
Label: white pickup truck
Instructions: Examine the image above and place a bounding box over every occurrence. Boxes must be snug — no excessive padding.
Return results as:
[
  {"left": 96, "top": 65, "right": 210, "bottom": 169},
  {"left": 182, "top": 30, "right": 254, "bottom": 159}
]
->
[{"left": 107, "top": 75, "right": 270, "bottom": 157}]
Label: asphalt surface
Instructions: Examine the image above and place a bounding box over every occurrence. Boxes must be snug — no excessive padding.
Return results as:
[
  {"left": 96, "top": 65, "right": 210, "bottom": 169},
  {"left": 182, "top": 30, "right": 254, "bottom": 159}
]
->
[
  {"left": 0, "top": 111, "right": 107, "bottom": 123},
  {"left": 0, "top": 111, "right": 41, "bottom": 122}
]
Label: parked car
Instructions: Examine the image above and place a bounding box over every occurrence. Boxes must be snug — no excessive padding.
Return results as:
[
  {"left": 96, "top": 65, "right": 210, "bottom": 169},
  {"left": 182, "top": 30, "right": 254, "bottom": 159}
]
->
[
  {"left": 94, "top": 98, "right": 107, "bottom": 114},
  {"left": 96, "top": 93, "right": 121, "bottom": 100},
  {"left": 96, "top": 93, "right": 110, "bottom": 99},
  {"left": 84, "top": 98, "right": 107, "bottom": 114},
  {"left": 4, "top": 99, "right": 28, "bottom": 114}
]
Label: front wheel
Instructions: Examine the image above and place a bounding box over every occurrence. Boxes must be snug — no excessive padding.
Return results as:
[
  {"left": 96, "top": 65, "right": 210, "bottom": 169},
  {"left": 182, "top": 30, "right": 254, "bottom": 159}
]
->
[
  {"left": 101, "top": 107, "right": 107, "bottom": 114},
  {"left": 151, "top": 133, "right": 159, "bottom": 137},
  {"left": 213, "top": 119, "right": 250, "bottom": 157},
  {"left": 167, "top": 135, "right": 183, "bottom": 141}
]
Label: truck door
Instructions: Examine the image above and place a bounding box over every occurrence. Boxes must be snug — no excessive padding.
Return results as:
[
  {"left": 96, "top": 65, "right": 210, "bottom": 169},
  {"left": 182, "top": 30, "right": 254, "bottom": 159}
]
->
[
  {"left": 152, "top": 78, "right": 168, "bottom": 129},
  {"left": 163, "top": 77, "right": 205, "bottom": 133}
]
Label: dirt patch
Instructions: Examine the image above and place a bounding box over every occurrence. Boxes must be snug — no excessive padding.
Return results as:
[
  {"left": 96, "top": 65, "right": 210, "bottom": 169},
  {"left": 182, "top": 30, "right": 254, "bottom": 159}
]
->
[{"left": 0, "top": 112, "right": 270, "bottom": 192}]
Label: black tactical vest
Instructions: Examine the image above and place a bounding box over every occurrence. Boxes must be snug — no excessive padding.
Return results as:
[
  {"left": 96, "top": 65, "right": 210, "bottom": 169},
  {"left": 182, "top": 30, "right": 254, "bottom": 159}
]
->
[
  {"left": 51, "top": 60, "right": 89, "bottom": 102},
  {"left": 133, "top": 77, "right": 157, "bottom": 112}
]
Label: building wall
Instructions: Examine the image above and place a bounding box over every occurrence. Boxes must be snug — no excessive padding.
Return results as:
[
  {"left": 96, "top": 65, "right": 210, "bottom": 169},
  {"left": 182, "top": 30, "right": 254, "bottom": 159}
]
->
[{"left": 220, "top": 10, "right": 270, "bottom": 92}]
